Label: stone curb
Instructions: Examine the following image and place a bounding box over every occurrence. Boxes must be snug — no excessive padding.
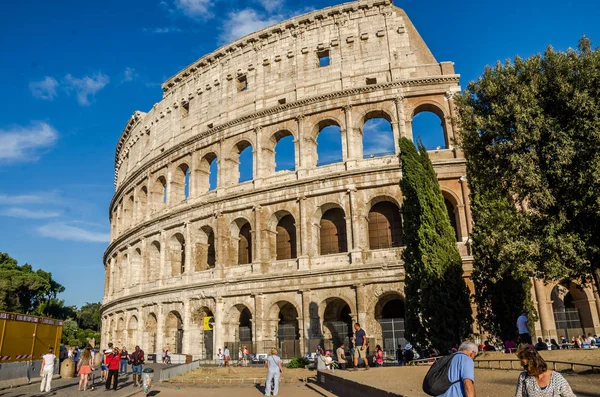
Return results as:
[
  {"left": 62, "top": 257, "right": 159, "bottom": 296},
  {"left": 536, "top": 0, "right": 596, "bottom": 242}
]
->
[{"left": 0, "top": 375, "right": 61, "bottom": 391}]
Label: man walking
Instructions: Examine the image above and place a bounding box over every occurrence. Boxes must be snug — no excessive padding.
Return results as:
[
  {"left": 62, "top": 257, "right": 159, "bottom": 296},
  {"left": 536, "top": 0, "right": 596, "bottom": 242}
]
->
[
  {"left": 224, "top": 346, "right": 230, "bottom": 367},
  {"left": 40, "top": 347, "right": 56, "bottom": 393},
  {"left": 436, "top": 341, "right": 477, "bottom": 397},
  {"left": 352, "top": 323, "right": 369, "bottom": 370},
  {"left": 130, "top": 345, "right": 145, "bottom": 387},
  {"left": 516, "top": 310, "right": 532, "bottom": 345}
]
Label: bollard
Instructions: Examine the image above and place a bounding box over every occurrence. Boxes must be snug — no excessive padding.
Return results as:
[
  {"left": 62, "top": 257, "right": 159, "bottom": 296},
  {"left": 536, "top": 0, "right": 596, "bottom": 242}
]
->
[{"left": 60, "top": 358, "right": 76, "bottom": 378}]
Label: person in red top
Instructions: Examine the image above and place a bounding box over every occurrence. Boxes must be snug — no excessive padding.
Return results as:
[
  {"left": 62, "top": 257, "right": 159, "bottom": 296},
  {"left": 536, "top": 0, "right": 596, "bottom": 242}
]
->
[{"left": 105, "top": 347, "right": 121, "bottom": 391}]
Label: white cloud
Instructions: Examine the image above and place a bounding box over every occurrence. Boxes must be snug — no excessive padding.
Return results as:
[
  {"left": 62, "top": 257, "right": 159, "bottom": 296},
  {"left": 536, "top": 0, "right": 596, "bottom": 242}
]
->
[
  {"left": 219, "top": 9, "right": 282, "bottom": 44},
  {"left": 173, "top": 0, "right": 213, "bottom": 18},
  {"left": 363, "top": 119, "right": 395, "bottom": 155},
  {"left": 29, "top": 77, "right": 59, "bottom": 100},
  {"left": 37, "top": 222, "right": 110, "bottom": 243},
  {"left": 0, "top": 122, "right": 58, "bottom": 163},
  {"left": 144, "top": 27, "right": 182, "bottom": 34},
  {"left": 258, "top": 0, "right": 283, "bottom": 13},
  {"left": 0, "top": 191, "right": 62, "bottom": 205},
  {"left": 63, "top": 73, "right": 110, "bottom": 106},
  {"left": 122, "top": 67, "right": 139, "bottom": 83},
  {"left": 0, "top": 208, "right": 60, "bottom": 219}
]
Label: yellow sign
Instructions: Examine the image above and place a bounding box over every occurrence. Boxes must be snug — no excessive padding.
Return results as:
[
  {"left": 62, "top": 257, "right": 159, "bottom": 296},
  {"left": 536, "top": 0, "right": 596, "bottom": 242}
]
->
[{"left": 203, "top": 316, "right": 214, "bottom": 331}]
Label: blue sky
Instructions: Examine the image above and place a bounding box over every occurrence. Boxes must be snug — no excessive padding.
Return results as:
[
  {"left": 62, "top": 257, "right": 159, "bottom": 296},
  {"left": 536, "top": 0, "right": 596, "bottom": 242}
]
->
[{"left": 1, "top": 0, "right": 598, "bottom": 308}]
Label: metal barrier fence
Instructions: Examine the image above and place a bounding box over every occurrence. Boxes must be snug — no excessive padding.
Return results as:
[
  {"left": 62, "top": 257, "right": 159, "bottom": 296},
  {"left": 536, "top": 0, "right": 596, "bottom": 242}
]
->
[
  {"left": 159, "top": 360, "right": 201, "bottom": 382},
  {"left": 475, "top": 359, "right": 600, "bottom": 373}
]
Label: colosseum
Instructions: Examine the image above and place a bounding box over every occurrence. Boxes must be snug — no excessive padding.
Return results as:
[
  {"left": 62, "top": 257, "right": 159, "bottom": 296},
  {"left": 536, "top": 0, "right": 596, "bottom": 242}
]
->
[{"left": 102, "top": 0, "right": 600, "bottom": 359}]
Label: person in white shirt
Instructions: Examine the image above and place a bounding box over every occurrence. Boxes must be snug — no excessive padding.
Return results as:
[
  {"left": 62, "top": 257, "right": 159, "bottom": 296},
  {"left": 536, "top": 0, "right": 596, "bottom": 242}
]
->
[
  {"left": 516, "top": 310, "right": 532, "bottom": 345},
  {"left": 40, "top": 347, "right": 56, "bottom": 393}
]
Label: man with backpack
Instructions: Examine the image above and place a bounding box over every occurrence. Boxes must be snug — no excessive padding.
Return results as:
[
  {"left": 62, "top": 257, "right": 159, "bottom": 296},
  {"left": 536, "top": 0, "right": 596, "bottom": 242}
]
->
[
  {"left": 130, "top": 345, "right": 145, "bottom": 387},
  {"left": 422, "top": 341, "right": 478, "bottom": 397}
]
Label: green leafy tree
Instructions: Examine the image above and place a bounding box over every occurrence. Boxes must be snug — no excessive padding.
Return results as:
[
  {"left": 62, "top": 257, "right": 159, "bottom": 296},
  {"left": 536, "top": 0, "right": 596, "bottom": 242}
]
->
[
  {"left": 456, "top": 38, "right": 600, "bottom": 338},
  {"left": 61, "top": 318, "right": 79, "bottom": 344},
  {"left": 35, "top": 298, "right": 77, "bottom": 320},
  {"left": 77, "top": 302, "right": 101, "bottom": 331},
  {"left": 399, "top": 138, "right": 473, "bottom": 352},
  {"left": 0, "top": 252, "right": 64, "bottom": 314}
]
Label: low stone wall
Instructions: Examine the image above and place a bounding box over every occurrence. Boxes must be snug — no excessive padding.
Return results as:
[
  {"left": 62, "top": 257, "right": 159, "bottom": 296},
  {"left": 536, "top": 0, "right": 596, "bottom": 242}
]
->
[{"left": 0, "top": 360, "right": 59, "bottom": 390}]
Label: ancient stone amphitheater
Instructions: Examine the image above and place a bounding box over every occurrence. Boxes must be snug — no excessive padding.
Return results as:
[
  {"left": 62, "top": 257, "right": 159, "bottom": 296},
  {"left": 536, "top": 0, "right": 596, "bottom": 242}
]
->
[{"left": 102, "top": 0, "right": 600, "bottom": 359}]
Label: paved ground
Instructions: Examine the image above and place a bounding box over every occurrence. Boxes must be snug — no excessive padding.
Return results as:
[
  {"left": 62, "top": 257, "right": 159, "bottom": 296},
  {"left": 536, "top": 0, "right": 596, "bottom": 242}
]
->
[
  {"left": 327, "top": 366, "right": 600, "bottom": 397},
  {"left": 141, "top": 384, "right": 321, "bottom": 397}
]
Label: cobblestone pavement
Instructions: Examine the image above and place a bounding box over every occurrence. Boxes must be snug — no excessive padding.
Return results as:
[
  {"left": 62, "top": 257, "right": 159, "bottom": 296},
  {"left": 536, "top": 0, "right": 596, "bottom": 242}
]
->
[{"left": 0, "top": 372, "right": 143, "bottom": 397}]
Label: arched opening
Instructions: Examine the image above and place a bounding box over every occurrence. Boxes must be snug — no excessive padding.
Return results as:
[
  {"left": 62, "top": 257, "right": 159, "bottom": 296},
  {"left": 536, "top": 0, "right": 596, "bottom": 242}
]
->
[
  {"left": 362, "top": 113, "right": 394, "bottom": 158},
  {"left": 316, "top": 121, "right": 343, "bottom": 166},
  {"left": 127, "top": 316, "right": 139, "bottom": 347},
  {"left": 320, "top": 208, "right": 347, "bottom": 255},
  {"left": 137, "top": 186, "right": 148, "bottom": 221},
  {"left": 147, "top": 241, "right": 160, "bottom": 283},
  {"left": 273, "top": 131, "right": 295, "bottom": 172},
  {"left": 124, "top": 195, "right": 134, "bottom": 228},
  {"left": 195, "top": 226, "right": 216, "bottom": 271},
  {"left": 152, "top": 175, "right": 167, "bottom": 209},
  {"left": 168, "top": 233, "right": 185, "bottom": 276},
  {"left": 552, "top": 283, "right": 594, "bottom": 339},
  {"left": 238, "top": 307, "right": 253, "bottom": 343},
  {"left": 276, "top": 302, "right": 300, "bottom": 358},
  {"left": 198, "top": 152, "right": 218, "bottom": 194},
  {"left": 131, "top": 248, "right": 142, "bottom": 286},
  {"left": 323, "top": 298, "right": 353, "bottom": 350},
  {"left": 444, "top": 198, "right": 460, "bottom": 241},
  {"left": 171, "top": 163, "right": 190, "bottom": 203},
  {"left": 238, "top": 222, "right": 252, "bottom": 265},
  {"left": 375, "top": 295, "right": 406, "bottom": 355},
  {"left": 412, "top": 106, "right": 447, "bottom": 150},
  {"left": 236, "top": 141, "right": 253, "bottom": 183},
  {"left": 144, "top": 313, "right": 157, "bottom": 353},
  {"left": 116, "top": 317, "right": 126, "bottom": 346},
  {"left": 368, "top": 201, "right": 403, "bottom": 249},
  {"left": 165, "top": 311, "right": 184, "bottom": 354},
  {"left": 191, "top": 307, "right": 214, "bottom": 359},
  {"left": 276, "top": 215, "right": 297, "bottom": 260}
]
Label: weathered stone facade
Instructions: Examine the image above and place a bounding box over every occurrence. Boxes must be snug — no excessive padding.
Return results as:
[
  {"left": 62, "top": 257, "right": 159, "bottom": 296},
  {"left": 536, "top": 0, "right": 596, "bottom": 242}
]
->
[{"left": 102, "top": 0, "right": 599, "bottom": 358}]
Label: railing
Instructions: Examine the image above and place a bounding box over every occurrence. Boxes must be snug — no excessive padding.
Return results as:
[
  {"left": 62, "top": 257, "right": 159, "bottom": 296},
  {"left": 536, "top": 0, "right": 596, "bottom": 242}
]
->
[
  {"left": 474, "top": 359, "right": 600, "bottom": 373},
  {"left": 407, "top": 355, "right": 445, "bottom": 366},
  {"left": 159, "top": 359, "right": 201, "bottom": 382}
]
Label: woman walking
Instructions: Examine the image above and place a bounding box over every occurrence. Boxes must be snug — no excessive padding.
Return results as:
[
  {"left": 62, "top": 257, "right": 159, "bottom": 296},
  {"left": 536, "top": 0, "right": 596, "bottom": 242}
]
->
[
  {"left": 265, "top": 348, "right": 283, "bottom": 396},
  {"left": 515, "top": 346, "right": 576, "bottom": 396},
  {"left": 77, "top": 347, "right": 94, "bottom": 391}
]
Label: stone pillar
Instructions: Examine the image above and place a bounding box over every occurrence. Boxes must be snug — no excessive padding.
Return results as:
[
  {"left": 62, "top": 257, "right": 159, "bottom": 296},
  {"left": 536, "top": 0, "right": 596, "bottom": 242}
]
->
[
  {"left": 159, "top": 230, "right": 167, "bottom": 287},
  {"left": 214, "top": 298, "right": 225, "bottom": 359},
  {"left": 534, "top": 279, "right": 555, "bottom": 339},
  {"left": 297, "top": 196, "right": 310, "bottom": 270},
  {"left": 445, "top": 91, "right": 458, "bottom": 151},
  {"left": 301, "top": 290, "right": 312, "bottom": 355},
  {"left": 166, "top": 165, "right": 173, "bottom": 205},
  {"left": 594, "top": 289, "right": 600, "bottom": 329},
  {"left": 190, "top": 150, "right": 198, "bottom": 198},
  {"left": 156, "top": 307, "right": 165, "bottom": 354},
  {"left": 342, "top": 105, "right": 360, "bottom": 169},
  {"left": 184, "top": 223, "right": 192, "bottom": 275},
  {"left": 254, "top": 294, "right": 265, "bottom": 349},
  {"left": 354, "top": 284, "right": 367, "bottom": 329},
  {"left": 392, "top": 97, "right": 405, "bottom": 153},
  {"left": 253, "top": 127, "right": 263, "bottom": 186},
  {"left": 252, "top": 205, "right": 263, "bottom": 269},
  {"left": 347, "top": 186, "right": 363, "bottom": 265},
  {"left": 182, "top": 302, "right": 191, "bottom": 355},
  {"left": 296, "top": 115, "right": 312, "bottom": 177},
  {"left": 215, "top": 212, "right": 226, "bottom": 271}
]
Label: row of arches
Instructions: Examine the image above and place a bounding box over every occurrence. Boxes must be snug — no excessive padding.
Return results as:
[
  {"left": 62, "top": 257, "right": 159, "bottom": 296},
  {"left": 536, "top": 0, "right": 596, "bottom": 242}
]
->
[
  {"left": 106, "top": 292, "right": 407, "bottom": 359},
  {"left": 107, "top": 197, "right": 461, "bottom": 294},
  {"left": 113, "top": 107, "right": 448, "bottom": 236}
]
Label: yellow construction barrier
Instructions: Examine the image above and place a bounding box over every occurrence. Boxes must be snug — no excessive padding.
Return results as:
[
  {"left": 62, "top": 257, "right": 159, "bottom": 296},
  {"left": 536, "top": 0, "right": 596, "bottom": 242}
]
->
[{"left": 0, "top": 312, "right": 63, "bottom": 363}]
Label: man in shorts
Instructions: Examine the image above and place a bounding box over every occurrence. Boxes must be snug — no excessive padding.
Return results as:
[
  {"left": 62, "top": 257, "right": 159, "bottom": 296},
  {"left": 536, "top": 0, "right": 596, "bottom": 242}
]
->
[
  {"left": 352, "top": 323, "right": 369, "bottom": 370},
  {"left": 130, "top": 345, "right": 145, "bottom": 387}
]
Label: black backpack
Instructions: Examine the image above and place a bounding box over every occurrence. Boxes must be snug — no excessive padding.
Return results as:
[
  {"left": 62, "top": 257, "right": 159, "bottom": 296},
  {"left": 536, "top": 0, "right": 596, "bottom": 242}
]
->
[{"left": 422, "top": 353, "right": 461, "bottom": 396}]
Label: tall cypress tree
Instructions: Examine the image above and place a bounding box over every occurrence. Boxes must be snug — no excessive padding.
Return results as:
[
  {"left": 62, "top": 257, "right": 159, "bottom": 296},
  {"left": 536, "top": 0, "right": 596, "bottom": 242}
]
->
[{"left": 399, "top": 138, "right": 473, "bottom": 352}]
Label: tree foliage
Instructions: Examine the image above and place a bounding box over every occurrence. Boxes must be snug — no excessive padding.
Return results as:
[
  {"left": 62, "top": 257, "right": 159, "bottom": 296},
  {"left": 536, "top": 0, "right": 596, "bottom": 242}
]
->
[
  {"left": 77, "top": 302, "right": 102, "bottom": 331},
  {"left": 399, "top": 137, "right": 473, "bottom": 352},
  {"left": 0, "top": 252, "right": 65, "bottom": 314},
  {"left": 456, "top": 37, "right": 600, "bottom": 339}
]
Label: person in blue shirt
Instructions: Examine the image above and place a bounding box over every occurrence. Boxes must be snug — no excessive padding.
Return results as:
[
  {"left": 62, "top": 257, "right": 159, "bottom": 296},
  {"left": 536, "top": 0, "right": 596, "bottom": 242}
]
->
[
  {"left": 438, "top": 341, "right": 478, "bottom": 397},
  {"left": 351, "top": 323, "right": 369, "bottom": 370}
]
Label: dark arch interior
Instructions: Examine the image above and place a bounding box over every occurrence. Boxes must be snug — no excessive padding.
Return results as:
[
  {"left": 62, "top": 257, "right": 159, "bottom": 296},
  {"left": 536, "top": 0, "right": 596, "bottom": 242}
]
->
[
  {"left": 320, "top": 208, "right": 347, "bottom": 255},
  {"left": 239, "top": 307, "right": 253, "bottom": 342},
  {"left": 276, "top": 214, "right": 297, "bottom": 260},
  {"left": 238, "top": 222, "right": 252, "bottom": 264},
  {"left": 381, "top": 298, "right": 405, "bottom": 319},
  {"left": 368, "top": 201, "right": 403, "bottom": 249}
]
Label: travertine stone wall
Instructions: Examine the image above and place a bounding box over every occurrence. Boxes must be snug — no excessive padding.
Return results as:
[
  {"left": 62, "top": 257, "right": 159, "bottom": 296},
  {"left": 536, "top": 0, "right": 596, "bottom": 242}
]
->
[{"left": 103, "top": 0, "right": 547, "bottom": 358}]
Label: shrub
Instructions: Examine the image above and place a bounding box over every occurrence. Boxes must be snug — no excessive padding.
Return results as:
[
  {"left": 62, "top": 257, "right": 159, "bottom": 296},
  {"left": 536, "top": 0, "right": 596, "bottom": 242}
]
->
[{"left": 286, "top": 357, "right": 309, "bottom": 369}]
